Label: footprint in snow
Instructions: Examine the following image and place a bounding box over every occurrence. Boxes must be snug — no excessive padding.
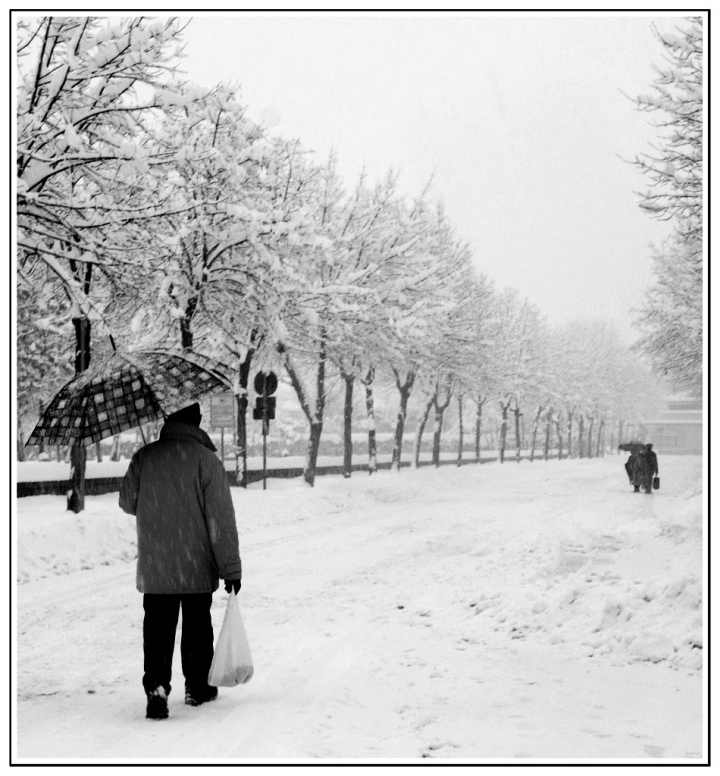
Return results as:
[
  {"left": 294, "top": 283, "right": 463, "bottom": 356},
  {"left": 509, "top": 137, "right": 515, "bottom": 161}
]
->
[
  {"left": 644, "top": 744, "right": 666, "bottom": 757},
  {"left": 421, "top": 741, "right": 459, "bottom": 757},
  {"left": 579, "top": 727, "right": 613, "bottom": 739}
]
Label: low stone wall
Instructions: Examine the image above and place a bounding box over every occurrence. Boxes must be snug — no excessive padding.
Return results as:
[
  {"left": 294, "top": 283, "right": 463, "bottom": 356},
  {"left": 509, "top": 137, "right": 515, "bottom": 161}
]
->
[{"left": 17, "top": 456, "right": 504, "bottom": 498}]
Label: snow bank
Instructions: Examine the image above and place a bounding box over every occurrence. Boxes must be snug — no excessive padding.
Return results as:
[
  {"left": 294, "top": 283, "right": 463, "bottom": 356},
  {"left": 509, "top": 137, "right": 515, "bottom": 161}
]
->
[
  {"left": 461, "top": 459, "right": 703, "bottom": 671},
  {"left": 16, "top": 495, "right": 137, "bottom": 584}
]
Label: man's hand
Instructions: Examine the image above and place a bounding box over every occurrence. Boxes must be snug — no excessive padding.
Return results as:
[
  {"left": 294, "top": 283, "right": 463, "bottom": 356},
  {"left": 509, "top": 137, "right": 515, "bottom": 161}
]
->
[{"left": 224, "top": 579, "right": 241, "bottom": 595}]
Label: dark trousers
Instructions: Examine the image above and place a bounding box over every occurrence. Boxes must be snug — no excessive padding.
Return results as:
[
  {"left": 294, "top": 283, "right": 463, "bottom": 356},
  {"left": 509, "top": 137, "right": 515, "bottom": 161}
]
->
[{"left": 142, "top": 594, "right": 214, "bottom": 696}]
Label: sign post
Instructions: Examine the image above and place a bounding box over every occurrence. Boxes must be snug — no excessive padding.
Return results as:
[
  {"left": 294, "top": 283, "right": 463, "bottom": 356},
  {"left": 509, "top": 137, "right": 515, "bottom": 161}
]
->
[
  {"left": 253, "top": 371, "right": 278, "bottom": 490},
  {"left": 210, "top": 392, "right": 235, "bottom": 469}
]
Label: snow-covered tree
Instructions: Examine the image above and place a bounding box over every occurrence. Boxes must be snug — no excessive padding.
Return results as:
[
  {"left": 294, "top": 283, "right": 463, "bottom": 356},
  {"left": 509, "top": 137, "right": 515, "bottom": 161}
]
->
[
  {"left": 492, "top": 290, "right": 548, "bottom": 463},
  {"left": 16, "top": 17, "right": 208, "bottom": 510},
  {"left": 633, "top": 17, "right": 703, "bottom": 233},
  {"left": 17, "top": 18, "right": 203, "bottom": 366},
  {"left": 632, "top": 228, "right": 702, "bottom": 397},
  {"left": 631, "top": 17, "right": 704, "bottom": 399},
  {"left": 397, "top": 208, "right": 478, "bottom": 468},
  {"left": 16, "top": 271, "right": 74, "bottom": 458},
  {"left": 334, "top": 181, "right": 439, "bottom": 475},
  {"left": 273, "top": 154, "right": 348, "bottom": 486},
  {"left": 461, "top": 274, "right": 498, "bottom": 464},
  {"left": 322, "top": 169, "right": 410, "bottom": 478}
]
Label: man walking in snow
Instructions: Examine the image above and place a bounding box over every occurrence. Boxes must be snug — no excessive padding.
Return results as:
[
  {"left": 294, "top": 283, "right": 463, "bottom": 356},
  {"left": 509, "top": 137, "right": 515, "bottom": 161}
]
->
[
  {"left": 631, "top": 443, "right": 659, "bottom": 494},
  {"left": 119, "top": 402, "right": 242, "bottom": 720}
]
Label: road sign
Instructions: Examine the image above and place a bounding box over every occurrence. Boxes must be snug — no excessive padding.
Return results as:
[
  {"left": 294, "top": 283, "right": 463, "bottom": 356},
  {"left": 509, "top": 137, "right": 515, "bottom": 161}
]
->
[
  {"left": 253, "top": 396, "right": 276, "bottom": 420},
  {"left": 253, "top": 372, "right": 278, "bottom": 492},
  {"left": 210, "top": 392, "right": 235, "bottom": 428},
  {"left": 254, "top": 370, "right": 278, "bottom": 396}
]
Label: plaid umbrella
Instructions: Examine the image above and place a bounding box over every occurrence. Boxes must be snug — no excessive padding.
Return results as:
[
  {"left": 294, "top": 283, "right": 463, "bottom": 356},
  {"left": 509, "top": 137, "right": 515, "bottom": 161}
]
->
[{"left": 26, "top": 349, "right": 230, "bottom": 448}]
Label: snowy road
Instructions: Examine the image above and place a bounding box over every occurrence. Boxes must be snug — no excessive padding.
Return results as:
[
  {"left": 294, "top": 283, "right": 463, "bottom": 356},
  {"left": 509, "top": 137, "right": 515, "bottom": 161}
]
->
[{"left": 14, "top": 455, "right": 705, "bottom": 763}]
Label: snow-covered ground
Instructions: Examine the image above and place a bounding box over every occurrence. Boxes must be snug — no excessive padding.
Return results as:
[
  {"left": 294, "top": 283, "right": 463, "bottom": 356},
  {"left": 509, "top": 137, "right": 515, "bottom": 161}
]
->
[{"left": 13, "top": 454, "right": 706, "bottom": 764}]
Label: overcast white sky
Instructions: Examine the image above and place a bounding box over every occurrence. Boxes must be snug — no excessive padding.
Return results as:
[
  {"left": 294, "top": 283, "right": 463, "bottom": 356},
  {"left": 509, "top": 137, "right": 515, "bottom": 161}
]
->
[{"left": 178, "top": 11, "right": 692, "bottom": 343}]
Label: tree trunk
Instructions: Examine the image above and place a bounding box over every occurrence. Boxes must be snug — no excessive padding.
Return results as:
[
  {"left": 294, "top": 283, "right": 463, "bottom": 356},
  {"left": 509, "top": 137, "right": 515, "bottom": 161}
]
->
[
  {"left": 305, "top": 421, "right": 323, "bottom": 486},
  {"left": 68, "top": 310, "right": 91, "bottom": 513},
  {"left": 431, "top": 407, "right": 445, "bottom": 468},
  {"left": 72, "top": 315, "right": 91, "bottom": 374},
  {"left": 365, "top": 377, "right": 377, "bottom": 476},
  {"left": 431, "top": 387, "right": 452, "bottom": 468},
  {"left": 234, "top": 350, "right": 253, "bottom": 488},
  {"left": 277, "top": 332, "right": 326, "bottom": 487},
  {"left": 529, "top": 406, "right": 543, "bottom": 462},
  {"left": 179, "top": 296, "right": 198, "bottom": 351},
  {"left": 556, "top": 411, "right": 564, "bottom": 460},
  {"left": 391, "top": 369, "right": 414, "bottom": 471},
  {"left": 38, "top": 401, "right": 45, "bottom": 458},
  {"left": 110, "top": 435, "right": 121, "bottom": 461},
  {"left": 305, "top": 335, "right": 327, "bottom": 487},
  {"left": 95, "top": 440, "right": 103, "bottom": 463},
  {"left": 413, "top": 396, "right": 435, "bottom": 468},
  {"left": 474, "top": 396, "right": 485, "bottom": 464},
  {"left": 567, "top": 411, "right": 574, "bottom": 459},
  {"left": 513, "top": 405, "right": 522, "bottom": 463},
  {"left": 17, "top": 420, "right": 26, "bottom": 462},
  {"left": 499, "top": 400, "right": 511, "bottom": 464},
  {"left": 544, "top": 409, "right": 552, "bottom": 461},
  {"left": 596, "top": 417, "right": 604, "bottom": 458},
  {"left": 67, "top": 441, "right": 86, "bottom": 513},
  {"left": 342, "top": 373, "right": 354, "bottom": 478},
  {"left": 618, "top": 419, "right": 624, "bottom": 448},
  {"left": 587, "top": 416, "right": 595, "bottom": 459},
  {"left": 578, "top": 415, "right": 585, "bottom": 458},
  {"left": 456, "top": 394, "right": 464, "bottom": 466}
]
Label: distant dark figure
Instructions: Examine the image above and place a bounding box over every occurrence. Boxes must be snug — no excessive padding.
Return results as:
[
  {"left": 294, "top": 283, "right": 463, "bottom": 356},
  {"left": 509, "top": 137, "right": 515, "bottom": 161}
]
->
[{"left": 631, "top": 443, "right": 659, "bottom": 494}]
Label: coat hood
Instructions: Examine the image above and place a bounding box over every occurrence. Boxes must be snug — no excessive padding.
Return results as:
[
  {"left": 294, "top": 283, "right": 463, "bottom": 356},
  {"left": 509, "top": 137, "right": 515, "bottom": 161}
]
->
[{"left": 160, "top": 420, "right": 217, "bottom": 452}]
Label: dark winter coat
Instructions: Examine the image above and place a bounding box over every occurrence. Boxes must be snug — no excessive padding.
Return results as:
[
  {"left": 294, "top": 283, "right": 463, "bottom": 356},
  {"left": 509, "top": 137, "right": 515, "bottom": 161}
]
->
[
  {"left": 628, "top": 447, "right": 659, "bottom": 492},
  {"left": 119, "top": 421, "right": 242, "bottom": 594},
  {"left": 633, "top": 449, "right": 659, "bottom": 477},
  {"left": 645, "top": 449, "right": 659, "bottom": 476}
]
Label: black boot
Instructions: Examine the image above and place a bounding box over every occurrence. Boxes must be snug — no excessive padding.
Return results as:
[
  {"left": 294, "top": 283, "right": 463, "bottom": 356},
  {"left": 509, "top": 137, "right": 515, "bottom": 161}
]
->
[
  {"left": 146, "top": 687, "right": 169, "bottom": 720},
  {"left": 185, "top": 684, "right": 219, "bottom": 707}
]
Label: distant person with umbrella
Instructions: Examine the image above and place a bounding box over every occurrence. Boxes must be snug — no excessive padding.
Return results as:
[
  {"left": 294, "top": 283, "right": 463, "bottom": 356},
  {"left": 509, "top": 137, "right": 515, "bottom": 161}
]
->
[
  {"left": 633, "top": 443, "right": 659, "bottom": 494},
  {"left": 119, "top": 401, "right": 243, "bottom": 720},
  {"left": 619, "top": 441, "right": 659, "bottom": 493},
  {"left": 619, "top": 442, "right": 647, "bottom": 491}
]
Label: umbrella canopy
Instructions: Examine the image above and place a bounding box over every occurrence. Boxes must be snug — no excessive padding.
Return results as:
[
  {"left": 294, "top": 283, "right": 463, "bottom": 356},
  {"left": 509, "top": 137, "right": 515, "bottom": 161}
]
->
[
  {"left": 618, "top": 442, "right": 646, "bottom": 453},
  {"left": 26, "top": 349, "right": 230, "bottom": 448}
]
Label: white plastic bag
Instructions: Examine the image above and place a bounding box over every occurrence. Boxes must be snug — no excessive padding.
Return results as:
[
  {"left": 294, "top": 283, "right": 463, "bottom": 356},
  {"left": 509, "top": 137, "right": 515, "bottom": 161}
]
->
[{"left": 208, "top": 591, "right": 254, "bottom": 687}]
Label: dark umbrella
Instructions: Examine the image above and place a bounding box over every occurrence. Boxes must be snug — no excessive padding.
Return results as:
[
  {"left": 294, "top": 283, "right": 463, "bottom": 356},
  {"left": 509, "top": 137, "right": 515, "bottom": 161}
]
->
[
  {"left": 618, "top": 442, "right": 646, "bottom": 453},
  {"left": 26, "top": 349, "right": 230, "bottom": 448}
]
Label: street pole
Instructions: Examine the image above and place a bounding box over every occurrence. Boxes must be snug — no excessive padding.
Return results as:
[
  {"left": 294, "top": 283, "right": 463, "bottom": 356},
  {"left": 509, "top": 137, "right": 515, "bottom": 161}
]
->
[
  {"left": 253, "top": 370, "right": 277, "bottom": 491},
  {"left": 262, "top": 384, "right": 268, "bottom": 490}
]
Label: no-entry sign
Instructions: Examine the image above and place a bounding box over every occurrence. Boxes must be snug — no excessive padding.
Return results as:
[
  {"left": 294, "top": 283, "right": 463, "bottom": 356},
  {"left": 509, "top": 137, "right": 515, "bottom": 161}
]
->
[{"left": 254, "top": 370, "right": 278, "bottom": 396}]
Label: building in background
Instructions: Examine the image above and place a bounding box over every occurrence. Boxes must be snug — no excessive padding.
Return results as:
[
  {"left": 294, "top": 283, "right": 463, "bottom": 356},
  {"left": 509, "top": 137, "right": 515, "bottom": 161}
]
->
[{"left": 640, "top": 395, "right": 703, "bottom": 455}]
